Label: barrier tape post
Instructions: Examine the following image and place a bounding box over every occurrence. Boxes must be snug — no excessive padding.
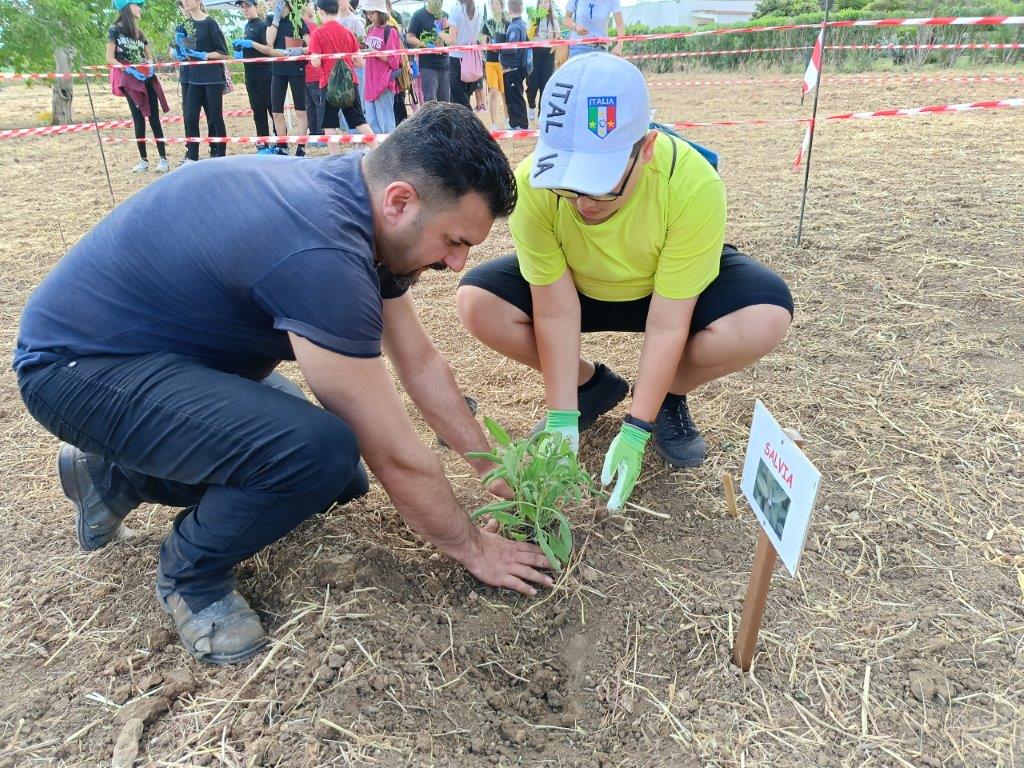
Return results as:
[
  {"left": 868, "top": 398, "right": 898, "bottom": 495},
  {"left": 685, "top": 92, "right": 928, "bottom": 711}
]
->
[
  {"left": 796, "top": 0, "right": 832, "bottom": 246},
  {"left": 83, "top": 76, "right": 115, "bottom": 206}
]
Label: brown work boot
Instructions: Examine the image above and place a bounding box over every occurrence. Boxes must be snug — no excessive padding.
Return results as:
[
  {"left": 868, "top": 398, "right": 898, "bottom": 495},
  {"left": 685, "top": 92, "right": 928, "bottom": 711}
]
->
[{"left": 157, "top": 587, "right": 269, "bottom": 665}]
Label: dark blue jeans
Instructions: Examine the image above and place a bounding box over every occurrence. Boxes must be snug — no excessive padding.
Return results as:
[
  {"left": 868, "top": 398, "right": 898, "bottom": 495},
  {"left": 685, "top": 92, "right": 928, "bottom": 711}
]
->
[{"left": 17, "top": 352, "right": 364, "bottom": 612}]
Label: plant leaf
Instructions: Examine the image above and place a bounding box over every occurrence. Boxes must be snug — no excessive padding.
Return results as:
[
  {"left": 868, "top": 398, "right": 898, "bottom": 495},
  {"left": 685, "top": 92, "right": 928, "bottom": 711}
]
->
[
  {"left": 483, "top": 416, "right": 512, "bottom": 447},
  {"left": 535, "top": 529, "right": 562, "bottom": 571},
  {"left": 466, "top": 451, "right": 501, "bottom": 463}
]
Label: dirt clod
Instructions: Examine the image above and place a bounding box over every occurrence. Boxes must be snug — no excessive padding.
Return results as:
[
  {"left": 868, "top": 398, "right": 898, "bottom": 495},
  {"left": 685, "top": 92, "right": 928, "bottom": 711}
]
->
[{"left": 111, "top": 717, "right": 144, "bottom": 768}]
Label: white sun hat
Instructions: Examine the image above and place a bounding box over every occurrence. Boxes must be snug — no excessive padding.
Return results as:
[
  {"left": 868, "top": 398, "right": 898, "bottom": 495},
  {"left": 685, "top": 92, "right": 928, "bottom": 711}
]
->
[{"left": 529, "top": 52, "right": 651, "bottom": 196}]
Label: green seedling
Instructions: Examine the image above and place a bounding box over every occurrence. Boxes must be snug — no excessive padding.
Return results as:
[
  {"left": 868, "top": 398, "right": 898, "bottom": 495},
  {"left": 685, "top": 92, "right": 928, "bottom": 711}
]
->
[{"left": 467, "top": 416, "right": 600, "bottom": 571}]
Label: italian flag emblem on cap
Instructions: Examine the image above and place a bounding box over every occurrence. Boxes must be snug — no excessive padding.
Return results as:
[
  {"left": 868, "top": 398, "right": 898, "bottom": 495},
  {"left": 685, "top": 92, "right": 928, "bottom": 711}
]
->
[{"left": 587, "top": 96, "right": 617, "bottom": 139}]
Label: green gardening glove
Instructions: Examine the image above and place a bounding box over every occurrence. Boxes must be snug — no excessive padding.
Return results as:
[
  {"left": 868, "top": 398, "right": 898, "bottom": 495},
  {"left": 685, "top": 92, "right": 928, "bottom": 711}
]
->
[
  {"left": 544, "top": 409, "right": 579, "bottom": 452},
  {"left": 601, "top": 423, "right": 651, "bottom": 510}
]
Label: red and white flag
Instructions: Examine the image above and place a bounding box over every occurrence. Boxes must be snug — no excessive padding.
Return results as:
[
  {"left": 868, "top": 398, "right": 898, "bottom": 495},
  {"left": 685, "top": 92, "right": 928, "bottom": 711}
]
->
[
  {"left": 792, "top": 120, "right": 814, "bottom": 172},
  {"left": 802, "top": 28, "right": 825, "bottom": 95}
]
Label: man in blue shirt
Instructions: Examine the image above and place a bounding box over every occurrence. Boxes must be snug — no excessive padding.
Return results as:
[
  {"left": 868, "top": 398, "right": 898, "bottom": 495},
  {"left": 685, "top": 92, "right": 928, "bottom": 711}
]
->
[
  {"left": 501, "top": 0, "right": 529, "bottom": 129},
  {"left": 14, "top": 103, "right": 552, "bottom": 665}
]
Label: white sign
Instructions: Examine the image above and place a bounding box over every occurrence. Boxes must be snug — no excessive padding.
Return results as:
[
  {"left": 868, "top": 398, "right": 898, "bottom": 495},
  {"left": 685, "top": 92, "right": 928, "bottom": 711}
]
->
[{"left": 739, "top": 401, "right": 821, "bottom": 576}]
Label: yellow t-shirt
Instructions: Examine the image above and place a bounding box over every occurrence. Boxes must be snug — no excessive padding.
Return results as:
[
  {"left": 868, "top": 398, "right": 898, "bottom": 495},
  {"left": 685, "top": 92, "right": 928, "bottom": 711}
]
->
[{"left": 510, "top": 133, "right": 726, "bottom": 302}]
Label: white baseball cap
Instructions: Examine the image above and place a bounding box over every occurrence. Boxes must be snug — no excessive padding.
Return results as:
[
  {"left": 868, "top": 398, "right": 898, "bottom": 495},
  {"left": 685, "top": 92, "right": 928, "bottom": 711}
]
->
[{"left": 530, "top": 52, "right": 651, "bottom": 196}]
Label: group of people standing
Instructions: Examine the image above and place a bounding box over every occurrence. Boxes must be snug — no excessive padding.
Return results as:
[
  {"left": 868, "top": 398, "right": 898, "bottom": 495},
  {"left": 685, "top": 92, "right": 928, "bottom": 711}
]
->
[
  {"left": 105, "top": 0, "right": 624, "bottom": 170},
  {"left": 404, "top": 0, "right": 572, "bottom": 131},
  {"left": 106, "top": 0, "right": 411, "bottom": 168}
]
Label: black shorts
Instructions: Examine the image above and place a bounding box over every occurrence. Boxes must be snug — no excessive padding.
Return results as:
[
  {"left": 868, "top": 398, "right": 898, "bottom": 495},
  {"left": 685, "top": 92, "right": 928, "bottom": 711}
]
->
[
  {"left": 271, "top": 72, "right": 306, "bottom": 112},
  {"left": 458, "top": 245, "right": 794, "bottom": 334},
  {"left": 322, "top": 99, "right": 367, "bottom": 130}
]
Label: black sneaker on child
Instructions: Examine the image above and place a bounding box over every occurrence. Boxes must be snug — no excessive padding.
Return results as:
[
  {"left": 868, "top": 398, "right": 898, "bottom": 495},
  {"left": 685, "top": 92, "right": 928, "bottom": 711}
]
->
[
  {"left": 652, "top": 393, "right": 707, "bottom": 468},
  {"left": 530, "top": 363, "right": 629, "bottom": 437}
]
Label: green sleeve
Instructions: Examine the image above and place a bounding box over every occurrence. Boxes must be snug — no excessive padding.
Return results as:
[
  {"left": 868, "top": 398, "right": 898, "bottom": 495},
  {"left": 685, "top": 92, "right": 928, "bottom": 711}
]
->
[
  {"left": 509, "top": 157, "right": 568, "bottom": 287},
  {"left": 653, "top": 175, "right": 726, "bottom": 300}
]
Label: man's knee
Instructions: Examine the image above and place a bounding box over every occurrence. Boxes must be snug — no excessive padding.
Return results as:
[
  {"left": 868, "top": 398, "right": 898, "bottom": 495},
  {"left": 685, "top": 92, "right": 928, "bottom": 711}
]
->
[{"left": 264, "top": 412, "right": 360, "bottom": 501}]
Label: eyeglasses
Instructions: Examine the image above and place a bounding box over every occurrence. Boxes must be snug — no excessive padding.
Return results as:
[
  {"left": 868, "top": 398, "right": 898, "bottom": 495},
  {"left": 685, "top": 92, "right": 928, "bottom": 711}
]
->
[{"left": 550, "top": 149, "right": 641, "bottom": 203}]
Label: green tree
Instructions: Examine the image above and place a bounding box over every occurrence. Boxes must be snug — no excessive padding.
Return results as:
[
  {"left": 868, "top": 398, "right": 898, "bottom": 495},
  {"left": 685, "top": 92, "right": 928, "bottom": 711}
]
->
[
  {"left": 751, "top": 0, "right": 821, "bottom": 18},
  {"left": 0, "top": 0, "right": 183, "bottom": 123}
]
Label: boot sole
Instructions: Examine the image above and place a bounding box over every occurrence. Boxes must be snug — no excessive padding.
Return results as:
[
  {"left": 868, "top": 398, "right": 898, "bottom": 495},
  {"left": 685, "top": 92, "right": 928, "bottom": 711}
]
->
[
  {"left": 652, "top": 438, "right": 707, "bottom": 469},
  {"left": 156, "top": 585, "right": 270, "bottom": 665}
]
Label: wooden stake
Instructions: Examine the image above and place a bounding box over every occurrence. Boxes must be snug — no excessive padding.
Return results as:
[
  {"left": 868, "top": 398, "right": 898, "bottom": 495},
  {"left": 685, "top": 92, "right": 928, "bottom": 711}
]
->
[
  {"left": 732, "top": 530, "right": 777, "bottom": 671},
  {"left": 732, "top": 429, "right": 804, "bottom": 671},
  {"left": 722, "top": 472, "right": 739, "bottom": 518}
]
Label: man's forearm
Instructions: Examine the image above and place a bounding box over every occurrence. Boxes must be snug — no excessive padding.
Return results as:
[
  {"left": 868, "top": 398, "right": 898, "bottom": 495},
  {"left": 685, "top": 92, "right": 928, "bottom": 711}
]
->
[
  {"left": 370, "top": 445, "right": 479, "bottom": 562},
  {"left": 401, "top": 350, "right": 493, "bottom": 472}
]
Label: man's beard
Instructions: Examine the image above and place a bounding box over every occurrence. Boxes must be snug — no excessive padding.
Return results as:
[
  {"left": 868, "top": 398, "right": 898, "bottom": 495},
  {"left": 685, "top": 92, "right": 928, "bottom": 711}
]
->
[
  {"left": 392, "top": 260, "right": 446, "bottom": 290},
  {"left": 379, "top": 214, "right": 446, "bottom": 289}
]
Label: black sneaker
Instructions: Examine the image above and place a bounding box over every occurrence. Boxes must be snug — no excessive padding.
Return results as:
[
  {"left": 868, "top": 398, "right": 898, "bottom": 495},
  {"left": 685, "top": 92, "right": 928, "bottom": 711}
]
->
[
  {"left": 530, "top": 363, "right": 629, "bottom": 436},
  {"left": 652, "top": 393, "right": 707, "bottom": 468},
  {"left": 57, "top": 443, "right": 136, "bottom": 551}
]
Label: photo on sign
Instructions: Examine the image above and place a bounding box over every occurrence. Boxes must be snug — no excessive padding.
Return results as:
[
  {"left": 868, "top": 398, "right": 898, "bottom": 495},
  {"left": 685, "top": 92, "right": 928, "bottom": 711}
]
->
[{"left": 752, "top": 458, "right": 791, "bottom": 539}]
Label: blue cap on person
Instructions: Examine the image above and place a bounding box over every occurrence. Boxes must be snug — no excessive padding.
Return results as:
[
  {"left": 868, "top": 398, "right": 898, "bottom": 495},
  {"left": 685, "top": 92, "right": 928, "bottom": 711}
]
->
[
  {"left": 530, "top": 52, "right": 651, "bottom": 196},
  {"left": 112, "top": 0, "right": 144, "bottom": 9}
]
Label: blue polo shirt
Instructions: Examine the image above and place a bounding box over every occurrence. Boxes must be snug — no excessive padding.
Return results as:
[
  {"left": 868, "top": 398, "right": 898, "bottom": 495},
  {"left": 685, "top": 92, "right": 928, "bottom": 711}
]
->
[{"left": 13, "top": 152, "right": 406, "bottom": 381}]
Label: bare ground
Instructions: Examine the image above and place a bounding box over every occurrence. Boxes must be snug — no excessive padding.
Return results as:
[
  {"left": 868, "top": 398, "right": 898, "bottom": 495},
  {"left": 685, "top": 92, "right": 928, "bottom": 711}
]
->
[{"left": 0, "top": 70, "right": 1022, "bottom": 767}]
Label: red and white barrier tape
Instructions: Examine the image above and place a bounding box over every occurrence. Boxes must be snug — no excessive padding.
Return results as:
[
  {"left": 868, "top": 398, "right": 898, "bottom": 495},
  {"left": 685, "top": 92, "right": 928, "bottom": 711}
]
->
[
  {"left": 6, "top": 80, "right": 1015, "bottom": 142},
  {"left": 0, "top": 107, "right": 295, "bottom": 140},
  {"left": 66, "top": 99, "right": 1020, "bottom": 146},
  {"left": 2, "top": 14, "right": 1021, "bottom": 79},
  {"left": 624, "top": 41, "right": 1024, "bottom": 60},
  {"left": 645, "top": 72, "right": 1024, "bottom": 87}
]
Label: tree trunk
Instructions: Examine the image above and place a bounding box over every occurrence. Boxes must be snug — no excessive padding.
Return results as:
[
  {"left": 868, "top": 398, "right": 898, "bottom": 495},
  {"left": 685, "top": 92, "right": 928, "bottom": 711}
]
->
[{"left": 51, "top": 47, "right": 75, "bottom": 125}]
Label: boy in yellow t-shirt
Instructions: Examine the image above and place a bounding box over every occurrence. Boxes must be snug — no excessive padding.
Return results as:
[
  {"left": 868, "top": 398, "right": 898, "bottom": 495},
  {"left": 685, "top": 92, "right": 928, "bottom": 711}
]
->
[{"left": 457, "top": 53, "right": 794, "bottom": 510}]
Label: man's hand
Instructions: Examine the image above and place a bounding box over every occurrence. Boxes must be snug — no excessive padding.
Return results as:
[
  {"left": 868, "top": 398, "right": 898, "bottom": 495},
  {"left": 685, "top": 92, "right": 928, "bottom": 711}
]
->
[
  {"left": 601, "top": 422, "right": 650, "bottom": 510},
  {"left": 233, "top": 38, "right": 254, "bottom": 50},
  {"left": 485, "top": 476, "right": 514, "bottom": 500},
  {"left": 186, "top": 48, "right": 208, "bottom": 60},
  {"left": 610, "top": 41, "right": 624, "bottom": 56},
  {"left": 463, "top": 519, "right": 554, "bottom": 596}
]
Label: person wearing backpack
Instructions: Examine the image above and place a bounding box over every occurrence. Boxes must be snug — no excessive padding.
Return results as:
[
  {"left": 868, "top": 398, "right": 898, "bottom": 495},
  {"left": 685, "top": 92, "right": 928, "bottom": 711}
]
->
[
  {"left": 457, "top": 54, "right": 794, "bottom": 509},
  {"left": 360, "top": 0, "right": 401, "bottom": 134},
  {"left": 309, "top": 0, "right": 373, "bottom": 153},
  {"left": 447, "top": 0, "right": 484, "bottom": 110}
]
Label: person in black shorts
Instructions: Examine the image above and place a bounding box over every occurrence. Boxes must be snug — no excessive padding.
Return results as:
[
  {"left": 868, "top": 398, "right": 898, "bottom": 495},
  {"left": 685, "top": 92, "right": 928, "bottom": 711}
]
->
[
  {"left": 232, "top": 0, "right": 275, "bottom": 152},
  {"left": 266, "top": 0, "right": 310, "bottom": 155},
  {"left": 308, "top": 0, "right": 373, "bottom": 151},
  {"left": 457, "top": 54, "right": 794, "bottom": 511}
]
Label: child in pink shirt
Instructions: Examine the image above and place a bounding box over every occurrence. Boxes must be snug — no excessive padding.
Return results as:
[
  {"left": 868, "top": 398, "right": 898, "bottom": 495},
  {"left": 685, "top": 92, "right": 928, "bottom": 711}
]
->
[{"left": 361, "top": 0, "right": 401, "bottom": 134}]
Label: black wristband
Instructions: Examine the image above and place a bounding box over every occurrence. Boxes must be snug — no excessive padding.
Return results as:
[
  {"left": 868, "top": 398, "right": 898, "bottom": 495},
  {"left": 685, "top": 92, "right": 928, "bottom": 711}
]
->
[{"left": 624, "top": 414, "right": 655, "bottom": 433}]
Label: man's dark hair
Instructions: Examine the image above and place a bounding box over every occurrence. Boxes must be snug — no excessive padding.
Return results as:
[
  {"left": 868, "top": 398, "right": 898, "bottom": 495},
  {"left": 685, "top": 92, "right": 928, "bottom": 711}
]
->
[
  {"left": 316, "top": 0, "right": 339, "bottom": 13},
  {"left": 364, "top": 102, "right": 517, "bottom": 218}
]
